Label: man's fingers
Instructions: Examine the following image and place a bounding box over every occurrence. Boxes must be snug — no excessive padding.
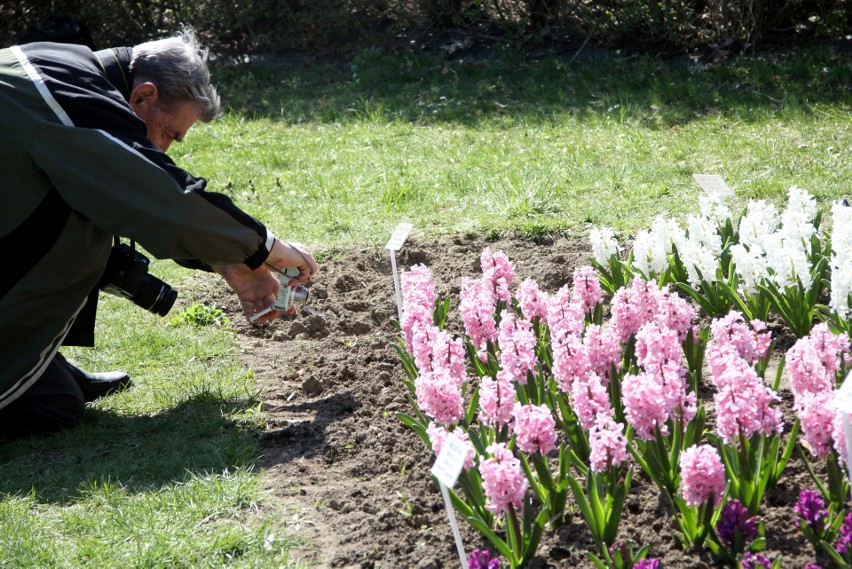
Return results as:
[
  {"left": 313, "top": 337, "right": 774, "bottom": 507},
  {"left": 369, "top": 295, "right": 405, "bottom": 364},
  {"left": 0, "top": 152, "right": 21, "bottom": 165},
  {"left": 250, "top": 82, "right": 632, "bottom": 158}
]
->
[{"left": 278, "top": 240, "right": 318, "bottom": 277}]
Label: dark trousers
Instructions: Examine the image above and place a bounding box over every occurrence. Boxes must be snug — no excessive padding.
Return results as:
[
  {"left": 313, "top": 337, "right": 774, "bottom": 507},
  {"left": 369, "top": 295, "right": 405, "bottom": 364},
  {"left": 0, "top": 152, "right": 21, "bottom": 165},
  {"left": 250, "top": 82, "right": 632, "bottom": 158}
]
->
[{"left": 0, "top": 355, "right": 85, "bottom": 439}]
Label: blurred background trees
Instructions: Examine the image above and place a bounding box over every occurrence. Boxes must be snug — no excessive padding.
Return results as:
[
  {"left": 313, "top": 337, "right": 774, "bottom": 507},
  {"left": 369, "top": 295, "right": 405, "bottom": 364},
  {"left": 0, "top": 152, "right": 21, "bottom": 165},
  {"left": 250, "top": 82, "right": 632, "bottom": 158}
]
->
[{"left": 1, "top": 0, "right": 848, "bottom": 55}]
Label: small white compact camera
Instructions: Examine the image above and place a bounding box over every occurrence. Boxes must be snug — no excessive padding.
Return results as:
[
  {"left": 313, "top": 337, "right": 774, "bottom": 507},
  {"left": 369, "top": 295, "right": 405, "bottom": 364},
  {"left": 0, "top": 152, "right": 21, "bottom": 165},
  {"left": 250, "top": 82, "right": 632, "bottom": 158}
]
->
[{"left": 249, "top": 267, "right": 309, "bottom": 322}]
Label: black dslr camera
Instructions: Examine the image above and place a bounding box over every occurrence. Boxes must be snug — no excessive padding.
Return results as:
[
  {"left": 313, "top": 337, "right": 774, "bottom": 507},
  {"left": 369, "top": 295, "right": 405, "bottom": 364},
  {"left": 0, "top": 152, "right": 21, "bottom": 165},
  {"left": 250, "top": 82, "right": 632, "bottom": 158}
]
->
[{"left": 98, "top": 240, "right": 177, "bottom": 316}]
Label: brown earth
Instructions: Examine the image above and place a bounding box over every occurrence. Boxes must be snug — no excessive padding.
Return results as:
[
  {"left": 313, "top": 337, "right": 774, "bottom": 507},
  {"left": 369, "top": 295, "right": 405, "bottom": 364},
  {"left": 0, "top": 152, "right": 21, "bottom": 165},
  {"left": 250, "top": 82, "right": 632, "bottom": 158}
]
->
[{"left": 200, "top": 232, "right": 824, "bottom": 569}]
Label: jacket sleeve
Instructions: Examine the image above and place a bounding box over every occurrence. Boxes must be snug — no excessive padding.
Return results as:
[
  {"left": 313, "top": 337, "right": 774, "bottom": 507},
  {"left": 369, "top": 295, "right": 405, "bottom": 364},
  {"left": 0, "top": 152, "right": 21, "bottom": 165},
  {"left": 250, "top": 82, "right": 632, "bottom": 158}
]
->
[{"left": 28, "top": 120, "right": 275, "bottom": 269}]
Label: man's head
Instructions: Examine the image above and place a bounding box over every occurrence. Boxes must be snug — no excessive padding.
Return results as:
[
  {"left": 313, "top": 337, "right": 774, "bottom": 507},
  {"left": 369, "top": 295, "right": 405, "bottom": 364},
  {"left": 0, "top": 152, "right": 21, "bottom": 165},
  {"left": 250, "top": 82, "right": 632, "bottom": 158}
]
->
[{"left": 128, "top": 28, "right": 221, "bottom": 151}]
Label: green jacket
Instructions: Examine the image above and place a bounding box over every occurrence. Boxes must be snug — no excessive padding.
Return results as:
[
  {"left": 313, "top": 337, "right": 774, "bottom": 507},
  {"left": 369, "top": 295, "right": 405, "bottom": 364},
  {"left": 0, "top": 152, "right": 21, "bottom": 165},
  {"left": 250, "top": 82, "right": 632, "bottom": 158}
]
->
[{"left": 0, "top": 42, "right": 275, "bottom": 410}]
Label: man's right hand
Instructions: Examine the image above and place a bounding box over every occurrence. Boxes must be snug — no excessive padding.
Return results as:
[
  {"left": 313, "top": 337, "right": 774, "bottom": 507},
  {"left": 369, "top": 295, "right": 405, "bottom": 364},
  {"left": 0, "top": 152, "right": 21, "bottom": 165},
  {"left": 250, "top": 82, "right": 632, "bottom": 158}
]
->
[{"left": 214, "top": 239, "right": 317, "bottom": 323}]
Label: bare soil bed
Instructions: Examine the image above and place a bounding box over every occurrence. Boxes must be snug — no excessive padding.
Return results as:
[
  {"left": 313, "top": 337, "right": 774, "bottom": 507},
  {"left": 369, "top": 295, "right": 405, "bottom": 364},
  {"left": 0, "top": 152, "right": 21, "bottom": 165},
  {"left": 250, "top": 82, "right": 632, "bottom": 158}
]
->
[{"left": 203, "top": 233, "right": 821, "bottom": 568}]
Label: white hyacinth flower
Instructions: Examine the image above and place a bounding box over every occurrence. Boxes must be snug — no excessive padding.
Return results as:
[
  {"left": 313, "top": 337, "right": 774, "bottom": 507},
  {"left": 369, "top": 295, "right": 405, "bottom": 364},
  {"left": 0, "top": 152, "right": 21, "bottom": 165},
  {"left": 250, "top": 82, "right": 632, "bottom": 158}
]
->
[
  {"left": 781, "top": 185, "right": 818, "bottom": 245},
  {"left": 765, "top": 237, "right": 811, "bottom": 290},
  {"left": 680, "top": 239, "right": 719, "bottom": 287},
  {"left": 632, "top": 229, "right": 668, "bottom": 278},
  {"left": 738, "top": 200, "right": 779, "bottom": 250},
  {"left": 651, "top": 216, "right": 686, "bottom": 256},
  {"left": 730, "top": 242, "right": 768, "bottom": 294},
  {"left": 686, "top": 214, "right": 723, "bottom": 255},
  {"left": 590, "top": 227, "right": 620, "bottom": 266},
  {"left": 830, "top": 200, "right": 852, "bottom": 318},
  {"left": 699, "top": 193, "right": 736, "bottom": 232}
]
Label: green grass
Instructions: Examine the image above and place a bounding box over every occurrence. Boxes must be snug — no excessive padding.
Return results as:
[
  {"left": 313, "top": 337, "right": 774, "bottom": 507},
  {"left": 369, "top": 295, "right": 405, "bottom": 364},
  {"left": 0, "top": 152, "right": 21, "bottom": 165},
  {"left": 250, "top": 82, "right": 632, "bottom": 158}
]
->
[
  {"left": 1, "top": 43, "right": 849, "bottom": 566},
  {"left": 0, "top": 296, "right": 305, "bottom": 568},
  {"left": 188, "top": 44, "right": 849, "bottom": 249}
]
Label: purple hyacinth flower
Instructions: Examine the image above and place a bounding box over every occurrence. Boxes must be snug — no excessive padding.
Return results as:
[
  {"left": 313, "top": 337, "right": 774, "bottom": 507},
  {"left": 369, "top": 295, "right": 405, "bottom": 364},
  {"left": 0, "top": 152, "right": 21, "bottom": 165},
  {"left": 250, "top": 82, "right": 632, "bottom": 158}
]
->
[
  {"left": 634, "top": 558, "right": 661, "bottom": 569},
  {"left": 468, "top": 549, "right": 500, "bottom": 569},
  {"left": 741, "top": 552, "right": 771, "bottom": 569},
  {"left": 716, "top": 499, "right": 757, "bottom": 547},
  {"left": 836, "top": 512, "right": 852, "bottom": 555},
  {"left": 794, "top": 489, "right": 828, "bottom": 532}
]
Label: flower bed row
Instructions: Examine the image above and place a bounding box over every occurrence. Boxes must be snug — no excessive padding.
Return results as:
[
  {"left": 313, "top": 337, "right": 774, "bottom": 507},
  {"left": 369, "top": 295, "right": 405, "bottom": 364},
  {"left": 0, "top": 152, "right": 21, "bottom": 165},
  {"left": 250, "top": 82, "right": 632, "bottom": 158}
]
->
[{"left": 395, "top": 187, "right": 852, "bottom": 568}]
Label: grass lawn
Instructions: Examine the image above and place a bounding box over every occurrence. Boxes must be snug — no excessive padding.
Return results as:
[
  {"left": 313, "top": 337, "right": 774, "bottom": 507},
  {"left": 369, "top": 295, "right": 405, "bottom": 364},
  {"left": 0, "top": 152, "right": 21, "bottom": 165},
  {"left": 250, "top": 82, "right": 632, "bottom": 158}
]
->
[{"left": 1, "top": 43, "right": 849, "bottom": 567}]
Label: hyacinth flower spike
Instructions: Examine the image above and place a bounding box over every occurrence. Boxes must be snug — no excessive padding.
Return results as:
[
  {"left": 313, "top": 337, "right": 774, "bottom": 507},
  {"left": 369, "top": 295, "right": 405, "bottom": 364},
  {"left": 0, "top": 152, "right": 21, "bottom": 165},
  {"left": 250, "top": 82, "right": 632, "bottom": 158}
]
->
[
  {"left": 671, "top": 444, "right": 727, "bottom": 548},
  {"left": 589, "top": 227, "right": 632, "bottom": 295},
  {"left": 788, "top": 325, "right": 852, "bottom": 508},
  {"left": 468, "top": 549, "right": 501, "bottom": 569},
  {"left": 793, "top": 488, "right": 848, "bottom": 561},
  {"left": 705, "top": 314, "right": 795, "bottom": 516},
  {"left": 446, "top": 443, "right": 551, "bottom": 569},
  {"left": 826, "top": 512, "right": 852, "bottom": 568},
  {"left": 714, "top": 499, "right": 760, "bottom": 561},
  {"left": 589, "top": 541, "right": 658, "bottom": 569},
  {"left": 567, "top": 413, "right": 634, "bottom": 564},
  {"left": 756, "top": 187, "right": 830, "bottom": 339},
  {"left": 821, "top": 199, "right": 852, "bottom": 334}
]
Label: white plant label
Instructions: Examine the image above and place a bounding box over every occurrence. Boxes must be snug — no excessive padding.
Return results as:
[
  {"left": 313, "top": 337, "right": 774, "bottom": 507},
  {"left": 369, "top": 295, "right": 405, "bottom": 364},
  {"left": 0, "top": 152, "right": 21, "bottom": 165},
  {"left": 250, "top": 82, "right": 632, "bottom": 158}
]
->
[
  {"left": 833, "top": 371, "right": 852, "bottom": 414},
  {"left": 387, "top": 223, "right": 413, "bottom": 323},
  {"left": 431, "top": 434, "right": 468, "bottom": 488},
  {"left": 386, "top": 222, "right": 413, "bottom": 251},
  {"left": 432, "top": 434, "right": 470, "bottom": 568},
  {"left": 692, "top": 174, "right": 733, "bottom": 197}
]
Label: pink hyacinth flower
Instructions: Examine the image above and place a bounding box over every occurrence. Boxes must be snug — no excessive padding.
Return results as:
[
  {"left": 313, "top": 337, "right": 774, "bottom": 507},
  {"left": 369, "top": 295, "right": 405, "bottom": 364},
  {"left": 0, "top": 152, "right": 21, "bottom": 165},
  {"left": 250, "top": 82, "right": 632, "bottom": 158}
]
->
[
  {"left": 497, "top": 310, "right": 537, "bottom": 385},
  {"left": 571, "top": 265, "right": 603, "bottom": 314},
  {"left": 622, "top": 371, "right": 670, "bottom": 441},
  {"left": 552, "top": 329, "right": 589, "bottom": 394},
  {"left": 460, "top": 276, "right": 499, "bottom": 360},
  {"left": 480, "top": 443, "right": 528, "bottom": 515},
  {"left": 713, "top": 382, "right": 783, "bottom": 444},
  {"left": 517, "top": 278, "right": 549, "bottom": 322},
  {"left": 546, "top": 284, "right": 586, "bottom": 337},
  {"left": 655, "top": 288, "right": 697, "bottom": 342},
  {"left": 788, "top": 340, "right": 834, "bottom": 398},
  {"left": 480, "top": 248, "right": 515, "bottom": 305},
  {"left": 400, "top": 264, "right": 438, "bottom": 352},
  {"left": 415, "top": 368, "right": 464, "bottom": 425},
  {"left": 512, "top": 403, "right": 558, "bottom": 455},
  {"left": 583, "top": 324, "right": 623, "bottom": 381},
  {"left": 797, "top": 391, "right": 839, "bottom": 460},
  {"left": 708, "top": 342, "right": 784, "bottom": 444},
  {"left": 610, "top": 278, "right": 660, "bottom": 343},
  {"left": 709, "top": 311, "right": 771, "bottom": 364},
  {"left": 571, "top": 371, "right": 612, "bottom": 431},
  {"left": 400, "top": 304, "right": 436, "bottom": 357},
  {"left": 808, "top": 323, "right": 851, "bottom": 374},
  {"left": 426, "top": 422, "right": 476, "bottom": 471},
  {"left": 680, "top": 444, "right": 725, "bottom": 507},
  {"left": 635, "top": 322, "right": 683, "bottom": 371},
  {"left": 411, "top": 324, "right": 466, "bottom": 383},
  {"left": 787, "top": 324, "right": 850, "bottom": 400},
  {"left": 588, "top": 413, "right": 629, "bottom": 472},
  {"left": 478, "top": 371, "right": 515, "bottom": 428}
]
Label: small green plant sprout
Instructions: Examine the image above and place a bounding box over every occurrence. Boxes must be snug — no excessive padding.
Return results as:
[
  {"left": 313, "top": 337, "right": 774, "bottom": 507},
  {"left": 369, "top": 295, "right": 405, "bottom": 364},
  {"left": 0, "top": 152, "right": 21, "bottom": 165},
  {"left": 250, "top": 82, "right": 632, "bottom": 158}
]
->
[
  {"left": 285, "top": 511, "right": 314, "bottom": 532},
  {"left": 396, "top": 491, "right": 414, "bottom": 519},
  {"left": 169, "top": 302, "right": 231, "bottom": 327}
]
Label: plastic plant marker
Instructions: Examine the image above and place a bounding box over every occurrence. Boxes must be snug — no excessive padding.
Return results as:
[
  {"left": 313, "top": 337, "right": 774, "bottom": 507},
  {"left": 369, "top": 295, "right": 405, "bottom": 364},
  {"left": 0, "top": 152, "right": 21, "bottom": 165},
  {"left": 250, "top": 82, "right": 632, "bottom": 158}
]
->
[
  {"left": 386, "top": 222, "right": 413, "bottom": 322},
  {"left": 431, "top": 433, "right": 470, "bottom": 568}
]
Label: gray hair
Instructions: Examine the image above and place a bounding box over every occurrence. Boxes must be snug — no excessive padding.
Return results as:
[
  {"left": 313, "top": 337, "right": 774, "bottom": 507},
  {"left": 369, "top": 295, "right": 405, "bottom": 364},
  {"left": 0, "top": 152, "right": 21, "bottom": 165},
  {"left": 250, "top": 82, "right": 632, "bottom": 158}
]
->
[{"left": 131, "top": 27, "right": 221, "bottom": 122}]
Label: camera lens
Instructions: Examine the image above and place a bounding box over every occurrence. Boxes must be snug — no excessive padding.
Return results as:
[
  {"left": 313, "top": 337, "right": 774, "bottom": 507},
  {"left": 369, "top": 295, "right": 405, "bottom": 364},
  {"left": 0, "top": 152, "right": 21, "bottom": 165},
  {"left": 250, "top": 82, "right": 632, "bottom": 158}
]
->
[
  {"left": 132, "top": 274, "right": 178, "bottom": 316},
  {"left": 288, "top": 286, "right": 309, "bottom": 310}
]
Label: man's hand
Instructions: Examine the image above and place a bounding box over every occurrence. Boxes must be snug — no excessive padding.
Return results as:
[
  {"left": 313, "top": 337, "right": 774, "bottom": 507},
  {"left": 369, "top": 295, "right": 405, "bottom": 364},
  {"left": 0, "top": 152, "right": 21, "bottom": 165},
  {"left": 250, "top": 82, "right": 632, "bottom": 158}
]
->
[
  {"left": 265, "top": 239, "right": 318, "bottom": 285},
  {"left": 214, "top": 239, "right": 317, "bottom": 323},
  {"left": 214, "top": 263, "right": 281, "bottom": 323}
]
